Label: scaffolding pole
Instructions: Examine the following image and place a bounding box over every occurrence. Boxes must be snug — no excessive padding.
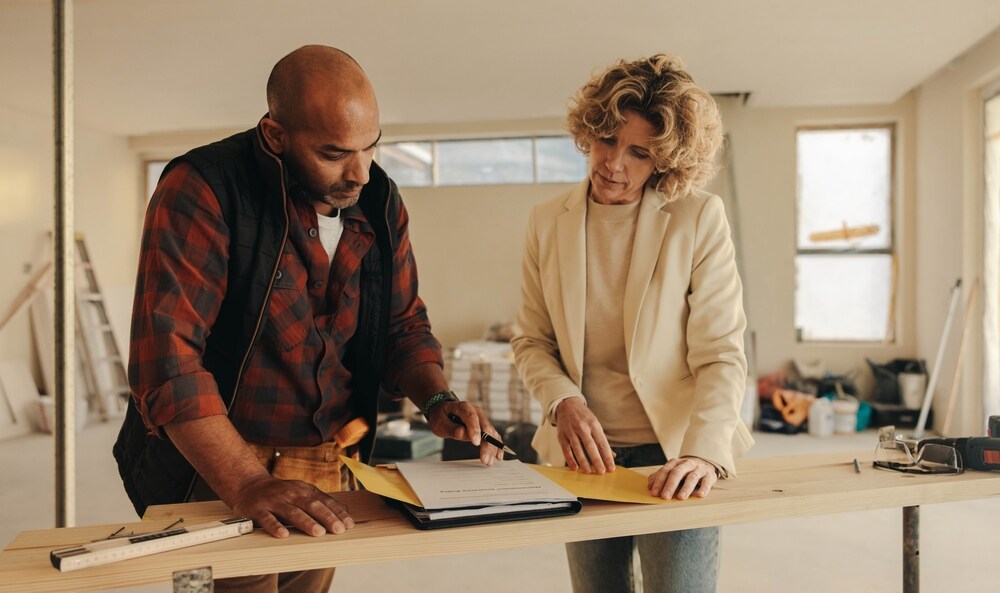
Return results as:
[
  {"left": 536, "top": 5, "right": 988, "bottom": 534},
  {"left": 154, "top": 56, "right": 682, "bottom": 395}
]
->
[{"left": 53, "top": 0, "right": 76, "bottom": 528}]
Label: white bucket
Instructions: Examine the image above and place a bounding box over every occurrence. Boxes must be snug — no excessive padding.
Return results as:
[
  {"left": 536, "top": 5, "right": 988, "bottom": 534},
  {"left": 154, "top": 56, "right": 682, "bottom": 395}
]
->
[
  {"left": 898, "top": 373, "right": 926, "bottom": 409},
  {"left": 832, "top": 397, "right": 859, "bottom": 434},
  {"left": 808, "top": 398, "right": 834, "bottom": 437}
]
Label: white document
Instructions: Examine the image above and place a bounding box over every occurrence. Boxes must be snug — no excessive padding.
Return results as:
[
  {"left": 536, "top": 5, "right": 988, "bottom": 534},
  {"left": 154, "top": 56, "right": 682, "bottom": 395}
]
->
[{"left": 395, "top": 459, "right": 578, "bottom": 510}]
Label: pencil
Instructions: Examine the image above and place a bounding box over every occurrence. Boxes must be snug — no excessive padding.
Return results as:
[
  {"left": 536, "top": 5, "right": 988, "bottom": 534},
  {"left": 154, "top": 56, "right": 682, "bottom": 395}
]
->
[{"left": 853, "top": 458, "right": 861, "bottom": 473}]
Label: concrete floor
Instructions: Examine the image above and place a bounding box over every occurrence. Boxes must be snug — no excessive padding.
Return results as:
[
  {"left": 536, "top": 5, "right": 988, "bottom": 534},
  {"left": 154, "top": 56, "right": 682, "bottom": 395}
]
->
[{"left": 2, "top": 419, "right": 998, "bottom": 593}]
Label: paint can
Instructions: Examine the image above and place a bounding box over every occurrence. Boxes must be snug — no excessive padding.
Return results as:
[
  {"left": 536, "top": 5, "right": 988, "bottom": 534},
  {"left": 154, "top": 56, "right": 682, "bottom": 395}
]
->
[{"left": 832, "top": 397, "right": 859, "bottom": 434}]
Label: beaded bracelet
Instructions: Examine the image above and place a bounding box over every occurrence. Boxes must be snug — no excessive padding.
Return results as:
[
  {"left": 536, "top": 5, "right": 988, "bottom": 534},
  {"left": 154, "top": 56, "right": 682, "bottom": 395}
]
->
[{"left": 422, "top": 390, "right": 459, "bottom": 419}]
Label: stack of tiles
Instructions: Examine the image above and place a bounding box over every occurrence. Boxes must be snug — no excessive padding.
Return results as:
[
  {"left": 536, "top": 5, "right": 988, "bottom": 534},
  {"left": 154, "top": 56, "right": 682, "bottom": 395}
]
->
[{"left": 444, "top": 340, "right": 542, "bottom": 426}]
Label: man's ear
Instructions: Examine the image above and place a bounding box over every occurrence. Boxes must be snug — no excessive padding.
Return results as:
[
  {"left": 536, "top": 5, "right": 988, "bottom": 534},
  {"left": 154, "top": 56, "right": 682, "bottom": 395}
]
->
[{"left": 260, "top": 117, "right": 287, "bottom": 154}]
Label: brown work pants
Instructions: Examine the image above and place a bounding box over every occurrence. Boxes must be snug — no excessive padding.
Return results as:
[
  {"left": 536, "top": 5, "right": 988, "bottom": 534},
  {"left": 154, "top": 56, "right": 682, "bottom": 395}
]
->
[{"left": 196, "top": 441, "right": 357, "bottom": 593}]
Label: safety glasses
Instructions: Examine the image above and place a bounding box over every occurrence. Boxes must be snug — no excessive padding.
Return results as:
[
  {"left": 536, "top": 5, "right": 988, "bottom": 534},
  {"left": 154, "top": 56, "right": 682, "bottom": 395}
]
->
[{"left": 873, "top": 440, "right": 964, "bottom": 475}]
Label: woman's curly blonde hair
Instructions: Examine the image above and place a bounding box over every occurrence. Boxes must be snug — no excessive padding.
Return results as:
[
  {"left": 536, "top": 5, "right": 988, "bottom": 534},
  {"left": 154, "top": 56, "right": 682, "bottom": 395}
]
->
[{"left": 567, "top": 54, "right": 723, "bottom": 201}]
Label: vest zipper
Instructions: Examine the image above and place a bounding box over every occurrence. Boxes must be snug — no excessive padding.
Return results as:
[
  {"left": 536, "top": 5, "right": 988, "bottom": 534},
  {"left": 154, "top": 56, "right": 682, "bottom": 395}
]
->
[
  {"left": 229, "top": 129, "right": 290, "bottom": 410},
  {"left": 183, "top": 129, "right": 289, "bottom": 503}
]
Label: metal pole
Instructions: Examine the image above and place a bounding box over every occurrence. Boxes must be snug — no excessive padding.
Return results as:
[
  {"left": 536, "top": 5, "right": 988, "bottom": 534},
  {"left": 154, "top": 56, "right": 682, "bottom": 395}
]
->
[
  {"left": 913, "top": 279, "right": 962, "bottom": 439},
  {"left": 53, "top": 0, "right": 76, "bottom": 528},
  {"left": 903, "top": 505, "right": 919, "bottom": 593}
]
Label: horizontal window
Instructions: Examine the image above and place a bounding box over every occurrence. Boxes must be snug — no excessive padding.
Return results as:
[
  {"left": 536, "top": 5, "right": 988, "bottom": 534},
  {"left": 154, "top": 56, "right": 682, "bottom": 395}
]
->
[
  {"left": 378, "top": 142, "right": 433, "bottom": 187},
  {"left": 378, "top": 135, "right": 586, "bottom": 187},
  {"left": 437, "top": 138, "right": 534, "bottom": 186}
]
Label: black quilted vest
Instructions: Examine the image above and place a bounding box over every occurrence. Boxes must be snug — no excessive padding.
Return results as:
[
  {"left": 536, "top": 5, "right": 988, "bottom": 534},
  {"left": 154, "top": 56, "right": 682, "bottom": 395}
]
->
[{"left": 113, "top": 125, "right": 397, "bottom": 516}]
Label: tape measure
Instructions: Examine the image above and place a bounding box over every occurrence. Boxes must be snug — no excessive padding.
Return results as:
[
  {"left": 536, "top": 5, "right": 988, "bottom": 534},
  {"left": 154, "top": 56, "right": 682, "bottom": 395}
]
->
[{"left": 50, "top": 517, "right": 253, "bottom": 572}]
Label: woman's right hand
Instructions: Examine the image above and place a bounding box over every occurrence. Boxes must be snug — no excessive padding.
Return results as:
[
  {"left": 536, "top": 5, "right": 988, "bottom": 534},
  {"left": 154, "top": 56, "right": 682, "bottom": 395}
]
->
[{"left": 555, "top": 398, "right": 616, "bottom": 474}]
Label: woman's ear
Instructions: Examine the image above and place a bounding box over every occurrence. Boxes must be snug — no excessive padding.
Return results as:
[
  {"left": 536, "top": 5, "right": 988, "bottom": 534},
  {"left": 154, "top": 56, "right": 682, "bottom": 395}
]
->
[{"left": 260, "top": 116, "right": 287, "bottom": 154}]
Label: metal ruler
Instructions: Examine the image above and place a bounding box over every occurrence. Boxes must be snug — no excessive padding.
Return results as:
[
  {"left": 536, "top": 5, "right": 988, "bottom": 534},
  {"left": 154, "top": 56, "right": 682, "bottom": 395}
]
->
[{"left": 50, "top": 517, "right": 253, "bottom": 572}]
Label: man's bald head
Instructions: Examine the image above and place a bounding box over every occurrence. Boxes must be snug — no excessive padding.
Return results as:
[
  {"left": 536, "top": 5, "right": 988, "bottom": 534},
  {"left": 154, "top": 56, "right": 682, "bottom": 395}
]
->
[
  {"left": 260, "top": 45, "right": 381, "bottom": 215},
  {"left": 266, "top": 45, "right": 375, "bottom": 130}
]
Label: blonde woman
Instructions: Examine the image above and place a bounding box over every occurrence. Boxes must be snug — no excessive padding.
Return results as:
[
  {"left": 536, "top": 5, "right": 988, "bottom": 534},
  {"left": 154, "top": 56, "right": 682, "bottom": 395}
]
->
[{"left": 512, "top": 54, "right": 753, "bottom": 593}]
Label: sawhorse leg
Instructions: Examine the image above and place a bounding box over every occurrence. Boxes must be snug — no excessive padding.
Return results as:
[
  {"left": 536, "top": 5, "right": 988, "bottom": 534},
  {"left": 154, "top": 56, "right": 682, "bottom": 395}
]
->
[
  {"left": 903, "top": 505, "right": 919, "bottom": 593},
  {"left": 174, "top": 566, "right": 213, "bottom": 593}
]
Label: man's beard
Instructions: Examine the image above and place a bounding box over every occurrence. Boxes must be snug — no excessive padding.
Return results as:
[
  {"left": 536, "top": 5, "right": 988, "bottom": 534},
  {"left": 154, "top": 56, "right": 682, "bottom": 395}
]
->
[{"left": 316, "top": 182, "right": 362, "bottom": 209}]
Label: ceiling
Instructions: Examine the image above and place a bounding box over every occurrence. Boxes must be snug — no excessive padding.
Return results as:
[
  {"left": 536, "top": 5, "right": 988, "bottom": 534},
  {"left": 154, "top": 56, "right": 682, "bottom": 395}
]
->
[{"left": 2, "top": 0, "right": 1000, "bottom": 137}]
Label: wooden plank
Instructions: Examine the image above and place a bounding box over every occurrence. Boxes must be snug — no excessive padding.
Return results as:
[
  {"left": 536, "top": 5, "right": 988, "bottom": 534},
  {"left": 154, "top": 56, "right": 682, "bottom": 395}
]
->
[
  {"left": 1, "top": 451, "right": 1000, "bottom": 593},
  {"left": 29, "top": 298, "right": 55, "bottom": 397},
  {"left": 0, "top": 376, "right": 24, "bottom": 440},
  {"left": 0, "top": 262, "right": 52, "bottom": 334}
]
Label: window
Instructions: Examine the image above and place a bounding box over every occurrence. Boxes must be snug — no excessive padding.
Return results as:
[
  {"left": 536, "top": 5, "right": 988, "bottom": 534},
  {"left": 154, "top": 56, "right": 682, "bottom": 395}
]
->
[
  {"left": 145, "top": 160, "right": 168, "bottom": 202},
  {"left": 377, "top": 142, "right": 433, "bottom": 187},
  {"left": 437, "top": 138, "right": 534, "bottom": 185},
  {"left": 143, "top": 135, "right": 587, "bottom": 200},
  {"left": 536, "top": 136, "right": 588, "bottom": 183},
  {"left": 378, "top": 136, "right": 586, "bottom": 187},
  {"left": 794, "top": 126, "right": 895, "bottom": 342}
]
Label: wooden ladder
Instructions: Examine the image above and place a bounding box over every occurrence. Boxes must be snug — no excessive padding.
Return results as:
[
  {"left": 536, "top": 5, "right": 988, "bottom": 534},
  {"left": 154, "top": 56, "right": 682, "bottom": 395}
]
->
[{"left": 74, "top": 234, "right": 129, "bottom": 421}]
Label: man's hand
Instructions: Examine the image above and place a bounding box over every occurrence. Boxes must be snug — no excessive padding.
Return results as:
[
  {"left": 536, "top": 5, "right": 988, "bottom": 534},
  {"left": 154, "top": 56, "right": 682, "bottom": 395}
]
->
[
  {"left": 426, "top": 399, "right": 504, "bottom": 466},
  {"left": 398, "top": 363, "right": 504, "bottom": 465},
  {"left": 163, "top": 416, "right": 355, "bottom": 539},
  {"left": 228, "top": 474, "right": 354, "bottom": 539},
  {"left": 555, "top": 398, "right": 615, "bottom": 474},
  {"left": 647, "top": 456, "right": 719, "bottom": 500}
]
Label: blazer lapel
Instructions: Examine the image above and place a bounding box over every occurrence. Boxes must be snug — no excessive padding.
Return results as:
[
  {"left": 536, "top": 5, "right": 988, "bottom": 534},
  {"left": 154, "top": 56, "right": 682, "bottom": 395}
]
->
[
  {"left": 624, "top": 186, "right": 671, "bottom": 364},
  {"left": 556, "top": 183, "right": 588, "bottom": 379}
]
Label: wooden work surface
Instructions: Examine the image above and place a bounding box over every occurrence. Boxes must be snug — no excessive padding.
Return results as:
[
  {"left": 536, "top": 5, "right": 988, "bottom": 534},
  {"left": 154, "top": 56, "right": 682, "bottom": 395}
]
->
[{"left": 3, "top": 450, "right": 999, "bottom": 593}]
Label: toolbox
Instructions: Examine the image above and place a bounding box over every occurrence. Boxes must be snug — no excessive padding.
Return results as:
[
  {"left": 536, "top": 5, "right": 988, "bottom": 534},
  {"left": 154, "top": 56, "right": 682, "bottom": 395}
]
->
[
  {"left": 372, "top": 425, "right": 443, "bottom": 461},
  {"left": 870, "top": 403, "right": 931, "bottom": 429}
]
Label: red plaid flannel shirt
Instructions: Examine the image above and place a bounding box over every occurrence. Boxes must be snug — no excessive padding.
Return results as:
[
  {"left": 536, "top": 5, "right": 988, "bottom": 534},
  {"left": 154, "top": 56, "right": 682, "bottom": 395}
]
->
[{"left": 129, "top": 162, "right": 442, "bottom": 446}]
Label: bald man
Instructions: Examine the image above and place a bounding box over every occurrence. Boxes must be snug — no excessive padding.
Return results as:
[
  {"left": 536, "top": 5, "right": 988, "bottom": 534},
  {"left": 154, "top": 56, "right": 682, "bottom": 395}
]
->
[{"left": 114, "top": 46, "right": 502, "bottom": 593}]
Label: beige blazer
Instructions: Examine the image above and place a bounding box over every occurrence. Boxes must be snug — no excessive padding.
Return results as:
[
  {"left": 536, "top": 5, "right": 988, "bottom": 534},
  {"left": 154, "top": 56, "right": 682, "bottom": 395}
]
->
[{"left": 511, "top": 180, "right": 754, "bottom": 476}]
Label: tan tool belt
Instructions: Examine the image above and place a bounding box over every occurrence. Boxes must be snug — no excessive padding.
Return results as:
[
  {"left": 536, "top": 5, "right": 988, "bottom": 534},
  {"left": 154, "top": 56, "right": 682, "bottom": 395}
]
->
[{"left": 245, "top": 418, "right": 369, "bottom": 493}]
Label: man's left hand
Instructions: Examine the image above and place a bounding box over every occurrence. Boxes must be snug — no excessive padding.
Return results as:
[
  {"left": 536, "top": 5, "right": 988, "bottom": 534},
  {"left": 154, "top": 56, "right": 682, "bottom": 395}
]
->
[{"left": 647, "top": 456, "right": 719, "bottom": 500}]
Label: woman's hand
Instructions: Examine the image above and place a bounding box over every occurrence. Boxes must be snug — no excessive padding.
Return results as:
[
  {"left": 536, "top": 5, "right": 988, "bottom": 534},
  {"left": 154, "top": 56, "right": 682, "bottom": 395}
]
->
[
  {"left": 647, "top": 456, "right": 719, "bottom": 500},
  {"left": 555, "top": 398, "right": 615, "bottom": 474}
]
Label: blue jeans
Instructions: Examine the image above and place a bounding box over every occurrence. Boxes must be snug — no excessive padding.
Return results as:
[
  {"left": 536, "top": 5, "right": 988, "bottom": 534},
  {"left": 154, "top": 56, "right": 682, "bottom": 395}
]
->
[{"left": 565, "top": 444, "right": 720, "bottom": 593}]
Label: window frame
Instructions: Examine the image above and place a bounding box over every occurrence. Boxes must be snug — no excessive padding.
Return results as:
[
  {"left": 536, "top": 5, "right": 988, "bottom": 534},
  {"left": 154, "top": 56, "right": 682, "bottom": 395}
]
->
[
  {"left": 375, "top": 134, "right": 586, "bottom": 188},
  {"left": 793, "top": 123, "right": 898, "bottom": 344}
]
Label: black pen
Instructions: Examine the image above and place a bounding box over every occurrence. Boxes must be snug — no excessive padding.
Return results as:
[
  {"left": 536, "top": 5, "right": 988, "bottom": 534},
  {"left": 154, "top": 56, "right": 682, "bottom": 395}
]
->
[{"left": 447, "top": 413, "right": 517, "bottom": 457}]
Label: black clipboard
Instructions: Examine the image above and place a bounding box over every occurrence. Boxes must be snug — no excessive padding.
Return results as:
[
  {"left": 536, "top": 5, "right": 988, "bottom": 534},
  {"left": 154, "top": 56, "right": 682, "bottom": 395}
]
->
[{"left": 389, "top": 497, "right": 582, "bottom": 530}]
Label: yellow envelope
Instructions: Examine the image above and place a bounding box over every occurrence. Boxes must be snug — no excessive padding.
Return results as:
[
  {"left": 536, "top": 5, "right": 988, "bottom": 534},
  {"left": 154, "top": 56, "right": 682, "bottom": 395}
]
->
[
  {"left": 343, "top": 455, "right": 667, "bottom": 506},
  {"left": 340, "top": 456, "right": 421, "bottom": 506},
  {"left": 530, "top": 465, "right": 668, "bottom": 504}
]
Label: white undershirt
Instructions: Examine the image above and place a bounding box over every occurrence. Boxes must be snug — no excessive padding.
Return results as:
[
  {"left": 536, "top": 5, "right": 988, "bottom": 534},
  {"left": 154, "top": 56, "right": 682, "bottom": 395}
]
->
[{"left": 316, "top": 211, "right": 344, "bottom": 263}]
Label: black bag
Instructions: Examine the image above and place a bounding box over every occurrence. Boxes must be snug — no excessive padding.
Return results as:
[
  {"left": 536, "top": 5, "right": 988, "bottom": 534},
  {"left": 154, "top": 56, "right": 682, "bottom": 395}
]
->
[{"left": 866, "top": 358, "right": 927, "bottom": 405}]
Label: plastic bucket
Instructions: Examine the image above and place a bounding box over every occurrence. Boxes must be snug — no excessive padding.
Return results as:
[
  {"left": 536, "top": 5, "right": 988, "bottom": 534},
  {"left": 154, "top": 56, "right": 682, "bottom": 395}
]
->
[
  {"left": 898, "top": 373, "right": 926, "bottom": 409},
  {"left": 832, "top": 397, "right": 859, "bottom": 434}
]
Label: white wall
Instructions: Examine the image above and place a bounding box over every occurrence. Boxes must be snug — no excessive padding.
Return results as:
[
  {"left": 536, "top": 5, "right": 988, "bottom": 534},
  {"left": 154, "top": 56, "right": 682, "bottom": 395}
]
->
[
  {"left": 0, "top": 105, "right": 55, "bottom": 363},
  {"left": 915, "top": 26, "right": 1000, "bottom": 435},
  {"left": 403, "top": 182, "right": 573, "bottom": 348},
  {"left": 0, "top": 103, "right": 140, "bottom": 390}
]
